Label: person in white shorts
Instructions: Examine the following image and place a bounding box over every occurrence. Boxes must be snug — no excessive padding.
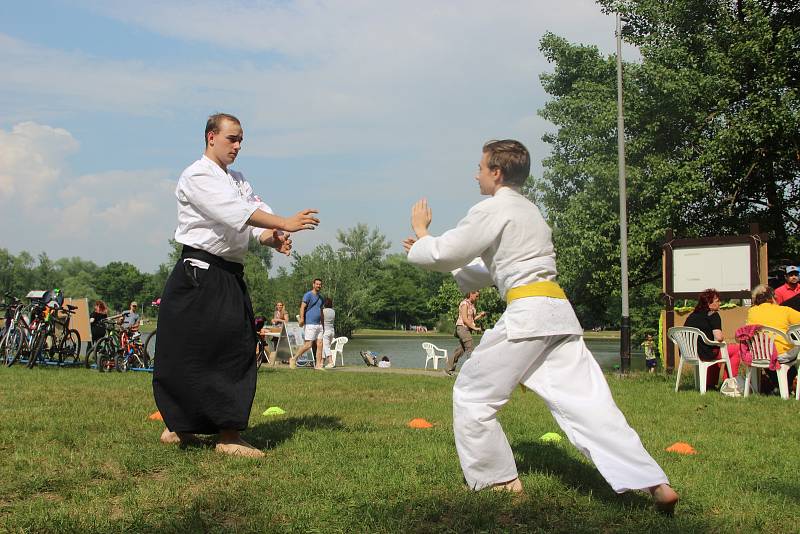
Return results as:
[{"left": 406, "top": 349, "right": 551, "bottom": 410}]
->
[
  {"left": 322, "top": 298, "right": 336, "bottom": 368},
  {"left": 295, "top": 278, "right": 325, "bottom": 369}
]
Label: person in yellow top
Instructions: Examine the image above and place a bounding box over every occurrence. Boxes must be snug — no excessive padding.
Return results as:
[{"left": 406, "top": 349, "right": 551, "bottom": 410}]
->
[
  {"left": 746, "top": 284, "right": 800, "bottom": 394},
  {"left": 747, "top": 285, "right": 800, "bottom": 356}
]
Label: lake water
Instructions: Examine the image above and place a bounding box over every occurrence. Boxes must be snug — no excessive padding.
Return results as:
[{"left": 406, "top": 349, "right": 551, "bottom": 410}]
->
[
  {"left": 143, "top": 333, "right": 646, "bottom": 372},
  {"left": 340, "top": 335, "right": 646, "bottom": 372}
]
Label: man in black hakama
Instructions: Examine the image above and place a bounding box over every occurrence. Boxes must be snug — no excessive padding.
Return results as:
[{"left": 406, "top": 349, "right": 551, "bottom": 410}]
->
[{"left": 153, "top": 113, "right": 319, "bottom": 457}]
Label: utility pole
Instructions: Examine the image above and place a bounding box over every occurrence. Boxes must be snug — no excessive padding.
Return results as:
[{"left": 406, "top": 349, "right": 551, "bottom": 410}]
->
[{"left": 616, "top": 12, "right": 631, "bottom": 373}]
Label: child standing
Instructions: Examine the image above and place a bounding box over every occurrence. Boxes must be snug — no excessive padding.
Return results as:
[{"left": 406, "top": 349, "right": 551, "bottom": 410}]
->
[
  {"left": 404, "top": 139, "right": 678, "bottom": 513},
  {"left": 642, "top": 333, "right": 657, "bottom": 373}
]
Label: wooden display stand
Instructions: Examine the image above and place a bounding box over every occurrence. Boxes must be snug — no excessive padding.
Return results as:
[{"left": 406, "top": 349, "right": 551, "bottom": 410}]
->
[
  {"left": 272, "top": 321, "right": 305, "bottom": 365},
  {"left": 661, "top": 223, "right": 767, "bottom": 371}
]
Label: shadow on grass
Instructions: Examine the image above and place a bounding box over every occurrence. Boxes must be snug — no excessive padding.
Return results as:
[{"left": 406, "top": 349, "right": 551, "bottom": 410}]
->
[
  {"left": 357, "top": 486, "right": 711, "bottom": 534},
  {"left": 244, "top": 415, "right": 343, "bottom": 450},
  {"left": 515, "top": 440, "right": 636, "bottom": 505}
]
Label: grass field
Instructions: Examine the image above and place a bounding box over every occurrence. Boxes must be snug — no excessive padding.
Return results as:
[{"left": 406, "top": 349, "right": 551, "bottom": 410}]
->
[{"left": 0, "top": 365, "right": 796, "bottom": 533}]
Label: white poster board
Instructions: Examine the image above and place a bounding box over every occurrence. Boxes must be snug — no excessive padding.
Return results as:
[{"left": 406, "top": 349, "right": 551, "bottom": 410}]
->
[
  {"left": 672, "top": 244, "right": 751, "bottom": 294},
  {"left": 274, "top": 321, "right": 305, "bottom": 361}
]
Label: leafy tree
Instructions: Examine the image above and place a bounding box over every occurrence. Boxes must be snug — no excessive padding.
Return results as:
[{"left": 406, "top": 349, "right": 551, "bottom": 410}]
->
[
  {"left": 95, "top": 262, "right": 145, "bottom": 312},
  {"left": 534, "top": 0, "right": 799, "bottom": 337},
  {"left": 61, "top": 271, "right": 100, "bottom": 302},
  {"left": 372, "top": 254, "right": 448, "bottom": 329}
]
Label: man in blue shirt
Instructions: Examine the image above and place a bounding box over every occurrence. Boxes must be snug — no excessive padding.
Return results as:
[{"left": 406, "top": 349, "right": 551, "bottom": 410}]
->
[
  {"left": 294, "top": 278, "right": 325, "bottom": 369},
  {"left": 121, "top": 301, "right": 141, "bottom": 331}
]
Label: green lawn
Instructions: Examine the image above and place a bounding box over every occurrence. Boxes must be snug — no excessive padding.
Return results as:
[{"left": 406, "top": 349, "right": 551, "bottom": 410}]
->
[{"left": 0, "top": 366, "right": 796, "bottom": 533}]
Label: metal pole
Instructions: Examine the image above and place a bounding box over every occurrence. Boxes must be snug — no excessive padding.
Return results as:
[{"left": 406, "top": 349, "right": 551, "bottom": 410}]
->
[{"left": 616, "top": 13, "right": 631, "bottom": 373}]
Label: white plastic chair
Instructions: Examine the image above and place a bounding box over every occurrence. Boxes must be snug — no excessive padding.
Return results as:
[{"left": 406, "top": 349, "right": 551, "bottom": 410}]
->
[
  {"left": 741, "top": 326, "right": 795, "bottom": 400},
  {"left": 788, "top": 324, "right": 800, "bottom": 400},
  {"left": 329, "top": 336, "right": 348, "bottom": 367},
  {"left": 667, "top": 326, "right": 733, "bottom": 394},
  {"left": 422, "top": 342, "right": 447, "bottom": 370}
]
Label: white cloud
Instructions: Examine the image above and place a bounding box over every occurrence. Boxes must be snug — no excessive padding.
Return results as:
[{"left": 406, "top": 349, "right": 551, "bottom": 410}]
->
[
  {"left": 0, "top": 122, "right": 175, "bottom": 268},
  {"left": 0, "top": 121, "right": 79, "bottom": 206},
  {"left": 0, "top": 1, "right": 638, "bottom": 270}
]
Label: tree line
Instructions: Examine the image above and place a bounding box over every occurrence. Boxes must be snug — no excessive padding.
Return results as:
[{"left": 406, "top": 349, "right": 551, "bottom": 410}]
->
[
  {"left": 0, "top": 224, "right": 508, "bottom": 338},
  {"left": 530, "top": 0, "right": 799, "bottom": 338}
]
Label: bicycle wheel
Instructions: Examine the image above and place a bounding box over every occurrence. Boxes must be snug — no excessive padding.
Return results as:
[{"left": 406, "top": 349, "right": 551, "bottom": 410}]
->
[
  {"left": 143, "top": 329, "right": 156, "bottom": 367},
  {"left": 29, "top": 331, "right": 56, "bottom": 368},
  {"left": 4, "top": 328, "right": 21, "bottom": 367},
  {"left": 58, "top": 329, "right": 81, "bottom": 364},
  {"left": 96, "top": 338, "right": 115, "bottom": 373},
  {"left": 115, "top": 349, "right": 131, "bottom": 372},
  {"left": 84, "top": 341, "right": 97, "bottom": 368}
]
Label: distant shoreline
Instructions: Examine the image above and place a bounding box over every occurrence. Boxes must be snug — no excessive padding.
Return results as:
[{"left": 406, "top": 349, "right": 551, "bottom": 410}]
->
[{"left": 353, "top": 328, "right": 621, "bottom": 340}]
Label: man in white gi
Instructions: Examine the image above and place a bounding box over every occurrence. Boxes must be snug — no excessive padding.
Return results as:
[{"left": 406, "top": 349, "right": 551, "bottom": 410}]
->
[
  {"left": 154, "top": 113, "right": 320, "bottom": 458},
  {"left": 403, "top": 140, "right": 678, "bottom": 513}
]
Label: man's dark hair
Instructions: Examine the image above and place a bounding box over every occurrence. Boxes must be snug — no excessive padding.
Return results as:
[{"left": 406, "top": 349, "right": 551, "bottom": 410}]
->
[
  {"left": 313, "top": 278, "right": 322, "bottom": 284},
  {"left": 482, "top": 139, "right": 531, "bottom": 186},
  {"left": 205, "top": 113, "right": 241, "bottom": 145}
]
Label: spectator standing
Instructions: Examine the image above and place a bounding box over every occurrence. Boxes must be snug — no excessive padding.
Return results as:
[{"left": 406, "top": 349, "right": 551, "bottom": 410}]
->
[
  {"left": 89, "top": 300, "right": 109, "bottom": 352},
  {"left": 121, "top": 301, "right": 141, "bottom": 331},
  {"left": 295, "top": 278, "right": 325, "bottom": 369},
  {"left": 775, "top": 265, "right": 800, "bottom": 305},
  {"left": 322, "top": 298, "right": 336, "bottom": 368},
  {"left": 641, "top": 333, "right": 657, "bottom": 373},
  {"left": 446, "top": 290, "right": 486, "bottom": 375}
]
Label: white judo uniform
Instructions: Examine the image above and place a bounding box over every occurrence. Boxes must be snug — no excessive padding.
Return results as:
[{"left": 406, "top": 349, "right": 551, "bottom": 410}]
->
[{"left": 407, "top": 187, "right": 668, "bottom": 492}]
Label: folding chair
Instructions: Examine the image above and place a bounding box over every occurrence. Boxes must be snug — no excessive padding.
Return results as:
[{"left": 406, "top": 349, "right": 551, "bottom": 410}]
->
[{"left": 667, "top": 326, "right": 733, "bottom": 394}]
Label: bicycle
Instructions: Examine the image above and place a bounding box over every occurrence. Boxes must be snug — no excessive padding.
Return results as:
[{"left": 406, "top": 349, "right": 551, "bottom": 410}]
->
[
  {"left": 4, "top": 301, "right": 47, "bottom": 367},
  {"left": 93, "top": 319, "right": 148, "bottom": 372}
]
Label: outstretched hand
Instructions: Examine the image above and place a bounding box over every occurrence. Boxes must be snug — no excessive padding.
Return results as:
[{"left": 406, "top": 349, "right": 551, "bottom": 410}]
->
[
  {"left": 410, "top": 199, "right": 432, "bottom": 238},
  {"left": 284, "top": 209, "right": 320, "bottom": 232},
  {"left": 271, "top": 230, "right": 292, "bottom": 256},
  {"left": 402, "top": 237, "right": 417, "bottom": 253}
]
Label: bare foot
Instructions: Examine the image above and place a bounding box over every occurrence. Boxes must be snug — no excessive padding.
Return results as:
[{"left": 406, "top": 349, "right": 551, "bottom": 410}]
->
[
  {"left": 215, "top": 438, "right": 265, "bottom": 458},
  {"left": 650, "top": 483, "right": 679, "bottom": 515},
  {"left": 159, "top": 428, "right": 203, "bottom": 446},
  {"left": 491, "top": 477, "right": 523, "bottom": 493}
]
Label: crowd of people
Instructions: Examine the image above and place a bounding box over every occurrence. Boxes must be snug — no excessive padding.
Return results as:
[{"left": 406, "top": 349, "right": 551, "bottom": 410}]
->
[
  {"left": 254, "top": 278, "right": 339, "bottom": 370},
  {"left": 678, "top": 265, "right": 800, "bottom": 396},
  {"left": 151, "top": 110, "right": 800, "bottom": 515}
]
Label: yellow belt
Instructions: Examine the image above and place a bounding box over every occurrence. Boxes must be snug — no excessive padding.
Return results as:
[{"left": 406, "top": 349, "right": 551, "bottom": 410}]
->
[{"left": 506, "top": 281, "right": 567, "bottom": 303}]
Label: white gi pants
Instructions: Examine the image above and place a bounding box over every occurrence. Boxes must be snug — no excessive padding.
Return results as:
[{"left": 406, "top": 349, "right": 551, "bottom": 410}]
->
[{"left": 453, "top": 317, "right": 669, "bottom": 492}]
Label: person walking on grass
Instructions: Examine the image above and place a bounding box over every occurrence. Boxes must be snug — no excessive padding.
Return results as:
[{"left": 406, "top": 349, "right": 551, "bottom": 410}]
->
[
  {"left": 153, "top": 112, "right": 319, "bottom": 458},
  {"left": 295, "top": 278, "right": 325, "bottom": 370},
  {"left": 445, "top": 290, "right": 486, "bottom": 375},
  {"left": 403, "top": 139, "right": 678, "bottom": 513}
]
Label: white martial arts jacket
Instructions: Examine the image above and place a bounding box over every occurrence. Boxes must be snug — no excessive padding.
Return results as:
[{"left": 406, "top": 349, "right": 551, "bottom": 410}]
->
[
  {"left": 407, "top": 187, "right": 583, "bottom": 340},
  {"left": 174, "top": 155, "right": 273, "bottom": 264}
]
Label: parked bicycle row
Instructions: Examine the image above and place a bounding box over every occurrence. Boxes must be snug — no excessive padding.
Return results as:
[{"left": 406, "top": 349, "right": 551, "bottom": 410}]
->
[{"left": 0, "top": 291, "right": 156, "bottom": 372}]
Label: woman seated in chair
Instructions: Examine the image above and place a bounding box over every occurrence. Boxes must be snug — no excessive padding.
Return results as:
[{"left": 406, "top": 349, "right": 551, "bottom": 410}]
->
[
  {"left": 746, "top": 285, "right": 800, "bottom": 394},
  {"left": 684, "top": 288, "right": 741, "bottom": 390}
]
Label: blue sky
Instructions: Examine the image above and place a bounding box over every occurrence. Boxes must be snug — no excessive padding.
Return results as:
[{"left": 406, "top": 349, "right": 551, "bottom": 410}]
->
[{"left": 0, "top": 0, "right": 630, "bottom": 273}]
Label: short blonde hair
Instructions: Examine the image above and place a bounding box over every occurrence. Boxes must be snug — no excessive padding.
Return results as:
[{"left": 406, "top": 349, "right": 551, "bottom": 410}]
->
[{"left": 751, "top": 284, "right": 775, "bottom": 306}]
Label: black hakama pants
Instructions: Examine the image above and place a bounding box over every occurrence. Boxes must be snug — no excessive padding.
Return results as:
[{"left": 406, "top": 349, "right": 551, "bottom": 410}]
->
[{"left": 153, "top": 246, "right": 257, "bottom": 434}]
